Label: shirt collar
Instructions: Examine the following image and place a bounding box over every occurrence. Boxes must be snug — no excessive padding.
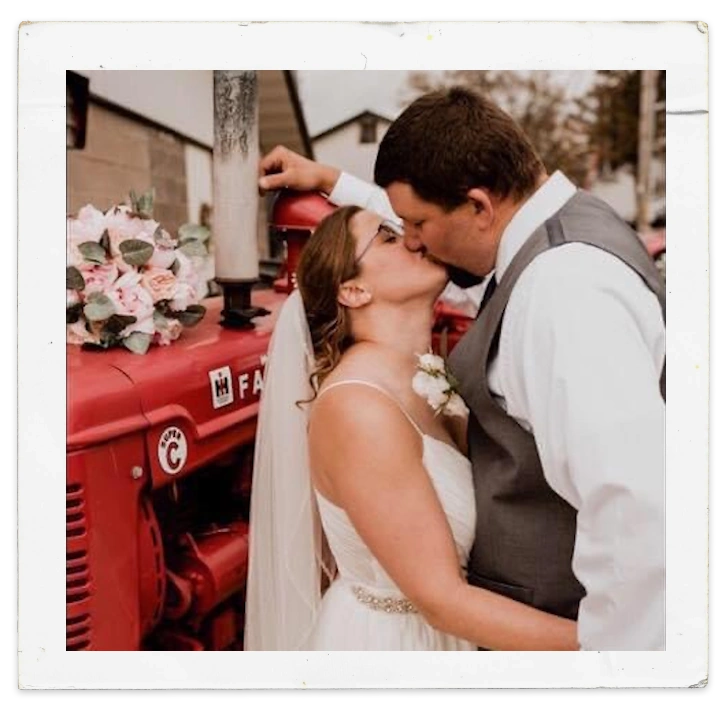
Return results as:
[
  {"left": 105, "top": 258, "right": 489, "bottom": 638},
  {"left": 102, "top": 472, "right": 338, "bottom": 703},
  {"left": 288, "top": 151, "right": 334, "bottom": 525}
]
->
[{"left": 495, "top": 171, "right": 577, "bottom": 281}]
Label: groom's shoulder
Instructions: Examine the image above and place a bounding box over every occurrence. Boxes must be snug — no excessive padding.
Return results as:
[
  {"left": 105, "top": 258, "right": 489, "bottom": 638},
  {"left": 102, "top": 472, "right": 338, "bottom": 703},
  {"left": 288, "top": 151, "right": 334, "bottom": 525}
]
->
[{"left": 508, "top": 242, "right": 652, "bottom": 326}]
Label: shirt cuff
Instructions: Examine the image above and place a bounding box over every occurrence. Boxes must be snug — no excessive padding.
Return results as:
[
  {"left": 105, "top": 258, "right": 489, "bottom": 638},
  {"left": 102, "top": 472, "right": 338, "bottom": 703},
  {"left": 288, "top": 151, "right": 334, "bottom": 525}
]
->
[{"left": 328, "top": 172, "right": 376, "bottom": 208}]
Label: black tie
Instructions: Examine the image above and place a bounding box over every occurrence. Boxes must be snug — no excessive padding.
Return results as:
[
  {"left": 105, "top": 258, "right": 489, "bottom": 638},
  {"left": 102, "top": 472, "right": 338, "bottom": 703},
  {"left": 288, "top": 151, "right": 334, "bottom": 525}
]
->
[{"left": 477, "top": 274, "right": 498, "bottom": 317}]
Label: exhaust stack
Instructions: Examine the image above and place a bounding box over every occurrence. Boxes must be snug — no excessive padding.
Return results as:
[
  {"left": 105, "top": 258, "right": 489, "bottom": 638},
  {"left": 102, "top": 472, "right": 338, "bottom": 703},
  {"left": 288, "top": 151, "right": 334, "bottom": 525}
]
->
[{"left": 213, "top": 70, "right": 270, "bottom": 328}]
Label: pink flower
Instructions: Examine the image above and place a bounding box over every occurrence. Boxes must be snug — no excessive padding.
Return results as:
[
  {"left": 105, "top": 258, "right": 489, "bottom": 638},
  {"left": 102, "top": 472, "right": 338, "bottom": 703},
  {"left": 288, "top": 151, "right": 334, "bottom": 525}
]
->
[
  {"left": 66, "top": 319, "right": 99, "bottom": 346},
  {"left": 67, "top": 205, "right": 106, "bottom": 267},
  {"left": 172, "top": 250, "right": 205, "bottom": 304},
  {"left": 141, "top": 267, "right": 177, "bottom": 303},
  {"left": 67, "top": 289, "right": 80, "bottom": 308},
  {"left": 104, "top": 206, "right": 158, "bottom": 258},
  {"left": 79, "top": 262, "right": 119, "bottom": 296},
  {"left": 105, "top": 271, "right": 155, "bottom": 336},
  {"left": 154, "top": 317, "right": 183, "bottom": 346}
]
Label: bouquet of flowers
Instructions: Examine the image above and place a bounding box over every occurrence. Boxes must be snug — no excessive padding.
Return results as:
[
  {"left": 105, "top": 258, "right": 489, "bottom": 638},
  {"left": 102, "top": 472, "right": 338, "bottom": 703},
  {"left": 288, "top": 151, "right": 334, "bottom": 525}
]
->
[
  {"left": 66, "top": 190, "right": 209, "bottom": 354},
  {"left": 412, "top": 352, "right": 468, "bottom": 418}
]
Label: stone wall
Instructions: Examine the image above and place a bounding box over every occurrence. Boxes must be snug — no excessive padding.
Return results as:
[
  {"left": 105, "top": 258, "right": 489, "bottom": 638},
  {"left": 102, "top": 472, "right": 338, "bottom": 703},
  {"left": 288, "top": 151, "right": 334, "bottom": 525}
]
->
[{"left": 67, "top": 101, "right": 191, "bottom": 235}]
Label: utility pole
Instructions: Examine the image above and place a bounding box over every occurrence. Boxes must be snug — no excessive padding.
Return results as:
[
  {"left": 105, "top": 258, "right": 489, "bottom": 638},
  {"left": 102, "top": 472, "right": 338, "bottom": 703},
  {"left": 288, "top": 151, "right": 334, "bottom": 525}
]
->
[{"left": 636, "top": 70, "right": 658, "bottom": 233}]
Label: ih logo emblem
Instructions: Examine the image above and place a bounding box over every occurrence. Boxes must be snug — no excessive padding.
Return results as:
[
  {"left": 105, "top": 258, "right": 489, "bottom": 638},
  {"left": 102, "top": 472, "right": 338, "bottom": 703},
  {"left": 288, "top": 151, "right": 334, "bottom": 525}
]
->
[
  {"left": 158, "top": 426, "right": 188, "bottom": 475},
  {"left": 209, "top": 366, "right": 234, "bottom": 409}
]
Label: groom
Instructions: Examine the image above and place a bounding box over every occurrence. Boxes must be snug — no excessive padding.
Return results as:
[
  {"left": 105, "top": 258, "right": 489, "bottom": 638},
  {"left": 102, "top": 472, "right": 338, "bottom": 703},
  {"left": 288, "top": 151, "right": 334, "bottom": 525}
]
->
[{"left": 258, "top": 87, "right": 666, "bottom": 651}]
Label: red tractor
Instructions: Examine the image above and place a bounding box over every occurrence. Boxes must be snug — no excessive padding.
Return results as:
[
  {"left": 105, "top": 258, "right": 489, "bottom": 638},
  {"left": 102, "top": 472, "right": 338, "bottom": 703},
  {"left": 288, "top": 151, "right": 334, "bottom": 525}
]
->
[{"left": 66, "top": 190, "right": 474, "bottom": 651}]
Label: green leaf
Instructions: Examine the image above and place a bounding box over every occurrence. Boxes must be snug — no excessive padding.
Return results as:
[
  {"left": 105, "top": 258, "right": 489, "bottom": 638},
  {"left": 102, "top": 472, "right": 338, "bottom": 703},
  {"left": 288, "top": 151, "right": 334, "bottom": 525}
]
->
[
  {"left": 179, "top": 223, "right": 211, "bottom": 243},
  {"left": 178, "top": 238, "right": 207, "bottom": 258},
  {"left": 130, "top": 188, "right": 155, "bottom": 218},
  {"left": 170, "top": 303, "right": 206, "bottom": 327},
  {"left": 153, "top": 309, "right": 169, "bottom": 328},
  {"left": 99, "top": 229, "right": 111, "bottom": 256},
  {"left": 78, "top": 241, "right": 107, "bottom": 265},
  {"left": 123, "top": 331, "right": 152, "bottom": 355},
  {"left": 66, "top": 302, "right": 83, "bottom": 324},
  {"left": 66, "top": 266, "right": 85, "bottom": 291},
  {"left": 100, "top": 330, "right": 121, "bottom": 349},
  {"left": 81, "top": 341, "right": 108, "bottom": 352},
  {"left": 103, "top": 313, "right": 137, "bottom": 335},
  {"left": 169, "top": 258, "right": 180, "bottom": 276},
  {"left": 119, "top": 239, "right": 154, "bottom": 266},
  {"left": 83, "top": 294, "right": 115, "bottom": 322}
]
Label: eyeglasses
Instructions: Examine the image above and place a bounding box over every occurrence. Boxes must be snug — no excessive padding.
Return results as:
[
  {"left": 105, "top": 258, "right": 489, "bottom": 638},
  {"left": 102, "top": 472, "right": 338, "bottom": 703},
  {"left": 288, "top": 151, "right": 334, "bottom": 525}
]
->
[{"left": 354, "top": 219, "right": 404, "bottom": 264}]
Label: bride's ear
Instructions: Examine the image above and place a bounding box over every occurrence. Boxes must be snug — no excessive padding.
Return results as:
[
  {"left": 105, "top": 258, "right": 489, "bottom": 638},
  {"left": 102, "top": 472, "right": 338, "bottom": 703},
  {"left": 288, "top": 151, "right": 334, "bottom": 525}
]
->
[{"left": 338, "top": 279, "right": 372, "bottom": 309}]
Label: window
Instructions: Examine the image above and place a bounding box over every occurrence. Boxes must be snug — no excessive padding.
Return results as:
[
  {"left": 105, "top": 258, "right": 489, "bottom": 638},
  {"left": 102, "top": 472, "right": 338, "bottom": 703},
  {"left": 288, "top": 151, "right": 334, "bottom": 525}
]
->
[{"left": 359, "top": 115, "right": 377, "bottom": 144}]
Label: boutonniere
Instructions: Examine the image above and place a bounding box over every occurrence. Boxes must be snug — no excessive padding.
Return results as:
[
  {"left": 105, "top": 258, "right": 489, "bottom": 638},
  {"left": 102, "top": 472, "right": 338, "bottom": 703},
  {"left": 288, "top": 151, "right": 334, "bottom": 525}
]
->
[{"left": 412, "top": 353, "right": 468, "bottom": 418}]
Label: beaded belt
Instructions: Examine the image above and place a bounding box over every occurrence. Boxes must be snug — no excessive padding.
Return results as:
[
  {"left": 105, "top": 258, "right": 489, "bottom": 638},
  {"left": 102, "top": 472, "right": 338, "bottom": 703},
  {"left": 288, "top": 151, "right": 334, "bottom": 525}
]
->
[{"left": 351, "top": 585, "right": 419, "bottom": 614}]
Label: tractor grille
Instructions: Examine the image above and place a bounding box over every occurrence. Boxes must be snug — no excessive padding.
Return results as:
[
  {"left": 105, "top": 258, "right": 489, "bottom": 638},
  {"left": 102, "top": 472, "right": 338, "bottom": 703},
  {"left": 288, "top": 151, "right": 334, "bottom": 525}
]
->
[{"left": 66, "top": 482, "right": 92, "bottom": 650}]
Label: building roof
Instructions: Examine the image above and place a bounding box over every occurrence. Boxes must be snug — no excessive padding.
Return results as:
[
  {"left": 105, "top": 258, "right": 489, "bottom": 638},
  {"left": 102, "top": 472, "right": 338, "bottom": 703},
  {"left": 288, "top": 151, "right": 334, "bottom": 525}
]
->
[{"left": 311, "top": 110, "right": 394, "bottom": 141}]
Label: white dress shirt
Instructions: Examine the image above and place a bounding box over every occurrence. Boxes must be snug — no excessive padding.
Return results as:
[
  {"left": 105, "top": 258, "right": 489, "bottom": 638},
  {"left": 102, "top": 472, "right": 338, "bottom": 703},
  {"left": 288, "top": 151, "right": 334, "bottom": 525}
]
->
[{"left": 328, "top": 171, "right": 666, "bottom": 651}]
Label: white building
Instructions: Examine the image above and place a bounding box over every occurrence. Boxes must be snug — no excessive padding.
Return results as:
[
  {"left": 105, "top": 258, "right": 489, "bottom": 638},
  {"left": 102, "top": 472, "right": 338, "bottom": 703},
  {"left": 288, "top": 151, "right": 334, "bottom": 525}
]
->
[{"left": 312, "top": 111, "right": 394, "bottom": 182}]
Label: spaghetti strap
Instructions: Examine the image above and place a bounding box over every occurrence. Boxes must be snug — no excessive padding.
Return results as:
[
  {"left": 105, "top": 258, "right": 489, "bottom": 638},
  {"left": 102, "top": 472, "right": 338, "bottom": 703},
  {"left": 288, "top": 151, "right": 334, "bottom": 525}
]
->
[{"left": 317, "top": 379, "right": 425, "bottom": 438}]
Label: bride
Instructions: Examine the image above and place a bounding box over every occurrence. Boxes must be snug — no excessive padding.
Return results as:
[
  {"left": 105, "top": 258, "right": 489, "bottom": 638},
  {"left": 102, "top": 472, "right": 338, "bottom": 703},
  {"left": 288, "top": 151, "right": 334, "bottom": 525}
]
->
[{"left": 244, "top": 204, "right": 577, "bottom": 651}]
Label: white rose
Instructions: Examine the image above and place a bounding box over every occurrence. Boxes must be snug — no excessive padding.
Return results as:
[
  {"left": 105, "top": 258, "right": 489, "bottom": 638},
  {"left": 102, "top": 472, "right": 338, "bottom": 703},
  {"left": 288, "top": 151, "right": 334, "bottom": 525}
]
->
[
  {"left": 443, "top": 393, "right": 468, "bottom": 418},
  {"left": 170, "top": 282, "right": 196, "bottom": 312},
  {"left": 419, "top": 353, "right": 446, "bottom": 372},
  {"left": 412, "top": 370, "right": 434, "bottom": 399},
  {"left": 148, "top": 246, "right": 177, "bottom": 270},
  {"left": 426, "top": 381, "right": 450, "bottom": 411},
  {"left": 67, "top": 289, "right": 80, "bottom": 308}
]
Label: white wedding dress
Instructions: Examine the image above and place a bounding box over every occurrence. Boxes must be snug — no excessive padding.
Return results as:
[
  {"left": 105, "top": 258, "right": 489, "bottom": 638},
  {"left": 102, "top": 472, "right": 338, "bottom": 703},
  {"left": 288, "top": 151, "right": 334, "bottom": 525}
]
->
[{"left": 303, "top": 380, "right": 477, "bottom": 651}]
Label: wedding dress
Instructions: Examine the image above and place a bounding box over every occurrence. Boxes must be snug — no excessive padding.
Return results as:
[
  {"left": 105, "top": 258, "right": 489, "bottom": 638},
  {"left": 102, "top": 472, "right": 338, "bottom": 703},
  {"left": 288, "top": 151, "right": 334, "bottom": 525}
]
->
[
  {"left": 303, "top": 379, "right": 477, "bottom": 651},
  {"left": 244, "top": 292, "right": 477, "bottom": 651}
]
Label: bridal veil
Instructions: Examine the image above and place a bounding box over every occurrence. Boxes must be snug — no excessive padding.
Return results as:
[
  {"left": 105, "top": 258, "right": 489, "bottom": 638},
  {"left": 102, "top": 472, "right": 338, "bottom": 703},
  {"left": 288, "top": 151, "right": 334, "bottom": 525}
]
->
[{"left": 244, "top": 289, "right": 334, "bottom": 650}]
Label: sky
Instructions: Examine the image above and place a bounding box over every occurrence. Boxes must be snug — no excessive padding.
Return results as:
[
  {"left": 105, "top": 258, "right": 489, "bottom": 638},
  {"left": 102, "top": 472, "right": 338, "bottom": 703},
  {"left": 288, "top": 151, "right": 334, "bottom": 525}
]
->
[
  {"left": 295, "top": 70, "right": 597, "bottom": 138},
  {"left": 295, "top": 70, "right": 416, "bottom": 137}
]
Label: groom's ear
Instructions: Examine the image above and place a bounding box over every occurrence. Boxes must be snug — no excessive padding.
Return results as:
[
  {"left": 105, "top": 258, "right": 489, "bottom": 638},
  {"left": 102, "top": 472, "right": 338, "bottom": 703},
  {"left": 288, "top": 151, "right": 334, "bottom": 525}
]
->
[
  {"left": 466, "top": 188, "right": 496, "bottom": 228},
  {"left": 338, "top": 280, "right": 372, "bottom": 309}
]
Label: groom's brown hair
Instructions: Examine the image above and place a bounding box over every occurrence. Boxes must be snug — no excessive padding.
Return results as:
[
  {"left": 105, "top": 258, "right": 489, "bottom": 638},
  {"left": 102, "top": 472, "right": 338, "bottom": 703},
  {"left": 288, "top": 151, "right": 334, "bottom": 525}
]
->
[{"left": 374, "top": 86, "right": 545, "bottom": 210}]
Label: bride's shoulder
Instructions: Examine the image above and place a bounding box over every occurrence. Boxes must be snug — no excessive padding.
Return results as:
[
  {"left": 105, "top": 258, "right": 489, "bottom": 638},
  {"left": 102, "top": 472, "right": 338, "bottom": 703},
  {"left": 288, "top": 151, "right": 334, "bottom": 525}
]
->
[{"left": 311, "top": 374, "right": 408, "bottom": 436}]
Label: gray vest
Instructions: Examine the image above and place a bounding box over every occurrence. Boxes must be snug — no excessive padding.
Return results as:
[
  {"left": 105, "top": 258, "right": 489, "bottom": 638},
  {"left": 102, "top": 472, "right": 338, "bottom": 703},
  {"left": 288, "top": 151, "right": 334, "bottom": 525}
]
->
[{"left": 448, "top": 190, "right": 666, "bottom": 620}]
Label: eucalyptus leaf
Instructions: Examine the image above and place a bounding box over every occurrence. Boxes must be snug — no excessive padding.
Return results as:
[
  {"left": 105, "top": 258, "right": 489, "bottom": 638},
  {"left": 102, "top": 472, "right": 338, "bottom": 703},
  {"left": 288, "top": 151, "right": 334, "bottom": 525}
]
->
[
  {"left": 99, "top": 229, "right": 111, "bottom": 256},
  {"left": 81, "top": 341, "right": 108, "bottom": 352},
  {"left": 83, "top": 294, "right": 115, "bottom": 322},
  {"left": 100, "top": 330, "right": 121, "bottom": 349},
  {"left": 104, "top": 313, "right": 137, "bottom": 335},
  {"left": 170, "top": 258, "right": 180, "bottom": 276},
  {"left": 123, "top": 331, "right": 152, "bottom": 355},
  {"left": 179, "top": 223, "right": 211, "bottom": 243},
  {"left": 66, "top": 302, "right": 83, "bottom": 324},
  {"left": 153, "top": 309, "right": 169, "bottom": 328},
  {"left": 131, "top": 189, "right": 155, "bottom": 219},
  {"left": 66, "top": 266, "right": 85, "bottom": 291},
  {"left": 178, "top": 238, "right": 207, "bottom": 258},
  {"left": 119, "top": 239, "right": 154, "bottom": 267},
  {"left": 78, "top": 241, "right": 107, "bottom": 265},
  {"left": 171, "top": 304, "right": 206, "bottom": 327}
]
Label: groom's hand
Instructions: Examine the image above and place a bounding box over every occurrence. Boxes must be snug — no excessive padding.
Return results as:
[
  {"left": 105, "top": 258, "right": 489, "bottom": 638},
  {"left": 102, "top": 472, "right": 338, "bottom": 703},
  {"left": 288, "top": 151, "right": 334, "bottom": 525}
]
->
[{"left": 258, "top": 146, "right": 340, "bottom": 196}]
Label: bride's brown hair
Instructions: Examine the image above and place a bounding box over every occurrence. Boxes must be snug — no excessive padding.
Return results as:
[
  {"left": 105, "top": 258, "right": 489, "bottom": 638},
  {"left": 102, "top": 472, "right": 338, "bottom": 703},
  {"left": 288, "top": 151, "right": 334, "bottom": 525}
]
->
[{"left": 297, "top": 205, "right": 363, "bottom": 394}]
